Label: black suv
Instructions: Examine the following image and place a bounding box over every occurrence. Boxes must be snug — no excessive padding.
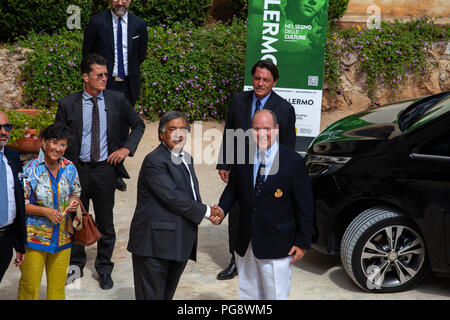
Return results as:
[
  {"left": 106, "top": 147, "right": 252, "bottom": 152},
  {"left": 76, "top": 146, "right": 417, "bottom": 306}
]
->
[{"left": 306, "top": 91, "right": 450, "bottom": 293}]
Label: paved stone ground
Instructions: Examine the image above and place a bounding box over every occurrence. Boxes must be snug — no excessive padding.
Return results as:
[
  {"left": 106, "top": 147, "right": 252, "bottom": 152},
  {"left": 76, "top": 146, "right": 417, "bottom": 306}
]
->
[{"left": 1, "top": 120, "right": 449, "bottom": 300}]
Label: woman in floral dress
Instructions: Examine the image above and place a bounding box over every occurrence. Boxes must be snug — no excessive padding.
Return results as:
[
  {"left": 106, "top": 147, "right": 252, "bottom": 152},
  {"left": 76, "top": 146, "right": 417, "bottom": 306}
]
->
[{"left": 18, "top": 123, "right": 81, "bottom": 300}]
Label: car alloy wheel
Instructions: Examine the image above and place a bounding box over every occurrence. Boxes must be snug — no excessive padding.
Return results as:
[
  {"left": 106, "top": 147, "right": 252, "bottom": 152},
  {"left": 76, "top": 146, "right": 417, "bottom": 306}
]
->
[{"left": 341, "top": 207, "right": 429, "bottom": 293}]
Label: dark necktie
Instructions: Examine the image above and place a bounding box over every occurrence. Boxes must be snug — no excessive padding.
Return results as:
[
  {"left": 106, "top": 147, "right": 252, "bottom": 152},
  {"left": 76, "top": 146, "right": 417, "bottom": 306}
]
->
[
  {"left": 254, "top": 154, "right": 266, "bottom": 197},
  {"left": 90, "top": 97, "right": 100, "bottom": 162},
  {"left": 117, "top": 17, "right": 125, "bottom": 79},
  {"left": 179, "top": 154, "right": 198, "bottom": 201},
  {"left": 0, "top": 152, "right": 9, "bottom": 226},
  {"left": 256, "top": 99, "right": 262, "bottom": 111}
]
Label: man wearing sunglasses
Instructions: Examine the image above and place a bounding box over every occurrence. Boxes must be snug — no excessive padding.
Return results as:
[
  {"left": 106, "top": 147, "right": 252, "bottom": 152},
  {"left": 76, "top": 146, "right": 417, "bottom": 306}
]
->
[
  {"left": 82, "top": 0, "right": 148, "bottom": 192},
  {"left": 0, "top": 111, "right": 26, "bottom": 283},
  {"left": 55, "top": 53, "right": 145, "bottom": 290}
]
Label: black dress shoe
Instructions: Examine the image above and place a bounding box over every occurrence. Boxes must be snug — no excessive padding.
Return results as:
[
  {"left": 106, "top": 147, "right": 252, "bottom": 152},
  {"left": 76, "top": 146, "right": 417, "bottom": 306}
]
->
[
  {"left": 116, "top": 177, "right": 127, "bottom": 192},
  {"left": 217, "top": 261, "right": 237, "bottom": 280},
  {"left": 99, "top": 274, "right": 114, "bottom": 290}
]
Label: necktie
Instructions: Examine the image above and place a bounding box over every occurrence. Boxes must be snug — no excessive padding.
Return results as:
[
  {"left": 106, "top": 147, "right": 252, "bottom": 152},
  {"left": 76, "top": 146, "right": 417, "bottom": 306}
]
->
[
  {"left": 90, "top": 97, "right": 100, "bottom": 162},
  {"left": 0, "top": 152, "right": 9, "bottom": 226},
  {"left": 179, "top": 154, "right": 197, "bottom": 201},
  {"left": 254, "top": 153, "right": 266, "bottom": 197},
  {"left": 256, "top": 99, "right": 262, "bottom": 111},
  {"left": 117, "top": 17, "right": 125, "bottom": 79}
]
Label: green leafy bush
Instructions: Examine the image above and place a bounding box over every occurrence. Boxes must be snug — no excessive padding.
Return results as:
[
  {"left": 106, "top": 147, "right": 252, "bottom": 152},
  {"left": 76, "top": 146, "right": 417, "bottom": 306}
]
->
[
  {"left": 138, "top": 20, "right": 247, "bottom": 120},
  {"left": 0, "top": 0, "right": 92, "bottom": 42},
  {"left": 328, "top": 0, "right": 349, "bottom": 23},
  {"left": 15, "top": 20, "right": 247, "bottom": 121},
  {"left": 131, "top": 0, "right": 211, "bottom": 27},
  {"left": 15, "top": 29, "right": 84, "bottom": 109}
]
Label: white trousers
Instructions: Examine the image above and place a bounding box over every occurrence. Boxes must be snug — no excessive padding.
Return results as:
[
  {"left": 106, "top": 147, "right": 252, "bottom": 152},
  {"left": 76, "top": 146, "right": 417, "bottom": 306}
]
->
[{"left": 235, "top": 243, "right": 293, "bottom": 300}]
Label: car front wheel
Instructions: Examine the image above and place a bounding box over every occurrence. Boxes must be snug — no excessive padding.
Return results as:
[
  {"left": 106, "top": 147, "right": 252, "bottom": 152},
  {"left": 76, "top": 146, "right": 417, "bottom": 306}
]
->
[{"left": 340, "top": 207, "right": 429, "bottom": 293}]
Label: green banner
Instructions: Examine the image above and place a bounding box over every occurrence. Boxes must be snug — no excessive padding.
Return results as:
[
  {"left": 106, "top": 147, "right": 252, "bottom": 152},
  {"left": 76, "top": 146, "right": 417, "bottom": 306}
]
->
[{"left": 244, "top": 0, "right": 329, "bottom": 151}]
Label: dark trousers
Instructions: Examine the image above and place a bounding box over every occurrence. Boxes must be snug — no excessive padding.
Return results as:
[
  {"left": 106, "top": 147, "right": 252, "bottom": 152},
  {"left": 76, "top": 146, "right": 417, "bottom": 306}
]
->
[
  {"left": 132, "top": 253, "right": 188, "bottom": 300},
  {"left": 70, "top": 163, "right": 117, "bottom": 276},
  {"left": 227, "top": 203, "right": 240, "bottom": 256},
  {"left": 107, "top": 78, "right": 134, "bottom": 145},
  {"left": 0, "top": 230, "right": 13, "bottom": 283}
]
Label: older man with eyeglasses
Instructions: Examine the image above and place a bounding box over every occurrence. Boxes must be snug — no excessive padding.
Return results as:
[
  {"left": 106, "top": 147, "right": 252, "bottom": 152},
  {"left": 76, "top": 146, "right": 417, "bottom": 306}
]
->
[{"left": 0, "top": 110, "right": 26, "bottom": 283}]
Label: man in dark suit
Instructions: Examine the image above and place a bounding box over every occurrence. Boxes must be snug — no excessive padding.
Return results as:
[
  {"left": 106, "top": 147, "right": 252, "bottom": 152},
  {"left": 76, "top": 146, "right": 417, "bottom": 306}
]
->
[
  {"left": 55, "top": 54, "right": 145, "bottom": 290},
  {"left": 83, "top": 0, "right": 148, "bottom": 191},
  {"left": 216, "top": 59, "right": 296, "bottom": 280},
  {"left": 218, "top": 109, "right": 313, "bottom": 299},
  {"left": 127, "top": 111, "right": 223, "bottom": 300},
  {"left": 0, "top": 111, "right": 26, "bottom": 282}
]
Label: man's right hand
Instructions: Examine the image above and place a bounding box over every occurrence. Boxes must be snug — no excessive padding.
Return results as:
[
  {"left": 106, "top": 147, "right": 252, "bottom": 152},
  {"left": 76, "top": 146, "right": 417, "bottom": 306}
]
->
[{"left": 218, "top": 169, "right": 229, "bottom": 183}]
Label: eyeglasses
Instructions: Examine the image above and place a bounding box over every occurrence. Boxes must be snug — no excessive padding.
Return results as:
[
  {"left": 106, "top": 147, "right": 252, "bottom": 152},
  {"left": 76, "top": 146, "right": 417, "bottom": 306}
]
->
[
  {"left": 112, "top": 0, "right": 129, "bottom": 3},
  {"left": 0, "top": 124, "right": 13, "bottom": 132},
  {"left": 47, "top": 140, "right": 68, "bottom": 150},
  {"left": 95, "top": 72, "right": 110, "bottom": 79}
]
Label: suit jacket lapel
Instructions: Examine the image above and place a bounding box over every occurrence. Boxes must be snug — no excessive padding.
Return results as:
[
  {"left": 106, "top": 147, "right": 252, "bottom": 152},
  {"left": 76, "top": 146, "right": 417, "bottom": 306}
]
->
[
  {"left": 127, "top": 13, "right": 136, "bottom": 57},
  {"left": 243, "top": 90, "right": 253, "bottom": 130},
  {"left": 73, "top": 92, "right": 84, "bottom": 146},
  {"left": 103, "top": 90, "right": 113, "bottom": 146},
  {"left": 263, "top": 90, "right": 277, "bottom": 113},
  {"left": 106, "top": 11, "right": 115, "bottom": 61}
]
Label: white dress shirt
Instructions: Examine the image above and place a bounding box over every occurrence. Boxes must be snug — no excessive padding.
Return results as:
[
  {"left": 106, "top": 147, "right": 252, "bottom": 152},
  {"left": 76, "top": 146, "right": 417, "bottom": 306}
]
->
[
  {"left": 0, "top": 147, "right": 16, "bottom": 227},
  {"left": 164, "top": 144, "right": 211, "bottom": 219}
]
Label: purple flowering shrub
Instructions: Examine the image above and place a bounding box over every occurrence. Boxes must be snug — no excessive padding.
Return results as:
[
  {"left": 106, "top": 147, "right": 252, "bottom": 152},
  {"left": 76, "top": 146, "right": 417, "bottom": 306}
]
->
[{"left": 138, "top": 20, "right": 247, "bottom": 120}]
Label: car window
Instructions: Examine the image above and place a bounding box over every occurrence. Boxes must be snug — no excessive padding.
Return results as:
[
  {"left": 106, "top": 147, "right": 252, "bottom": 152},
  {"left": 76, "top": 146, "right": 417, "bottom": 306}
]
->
[
  {"left": 417, "top": 129, "right": 450, "bottom": 157},
  {"left": 407, "top": 95, "right": 450, "bottom": 131}
]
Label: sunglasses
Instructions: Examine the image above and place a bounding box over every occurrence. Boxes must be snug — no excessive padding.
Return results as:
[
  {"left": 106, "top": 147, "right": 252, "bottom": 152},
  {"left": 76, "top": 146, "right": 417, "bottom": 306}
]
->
[{"left": 0, "top": 124, "right": 13, "bottom": 132}]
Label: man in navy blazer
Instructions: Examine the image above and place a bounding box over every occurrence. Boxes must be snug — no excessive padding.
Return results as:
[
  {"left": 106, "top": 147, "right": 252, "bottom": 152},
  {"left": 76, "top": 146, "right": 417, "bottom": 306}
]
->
[
  {"left": 218, "top": 109, "right": 313, "bottom": 299},
  {"left": 216, "top": 60, "right": 296, "bottom": 280},
  {"left": 83, "top": 0, "right": 148, "bottom": 191},
  {"left": 0, "top": 111, "right": 26, "bottom": 283}
]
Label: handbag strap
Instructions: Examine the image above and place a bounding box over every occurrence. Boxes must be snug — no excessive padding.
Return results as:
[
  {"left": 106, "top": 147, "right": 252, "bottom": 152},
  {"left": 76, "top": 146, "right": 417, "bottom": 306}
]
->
[{"left": 72, "top": 196, "right": 88, "bottom": 231}]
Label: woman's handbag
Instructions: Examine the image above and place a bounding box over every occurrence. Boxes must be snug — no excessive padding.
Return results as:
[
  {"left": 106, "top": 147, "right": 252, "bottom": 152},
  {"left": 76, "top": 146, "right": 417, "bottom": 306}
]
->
[{"left": 71, "top": 198, "right": 102, "bottom": 246}]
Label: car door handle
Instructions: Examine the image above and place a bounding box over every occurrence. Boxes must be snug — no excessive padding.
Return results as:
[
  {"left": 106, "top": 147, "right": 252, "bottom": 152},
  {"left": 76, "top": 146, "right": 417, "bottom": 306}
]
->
[{"left": 410, "top": 153, "right": 450, "bottom": 162}]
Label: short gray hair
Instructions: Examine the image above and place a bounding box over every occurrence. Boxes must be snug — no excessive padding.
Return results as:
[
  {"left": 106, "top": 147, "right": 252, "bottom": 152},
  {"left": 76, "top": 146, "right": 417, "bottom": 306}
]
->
[{"left": 158, "top": 111, "right": 190, "bottom": 141}]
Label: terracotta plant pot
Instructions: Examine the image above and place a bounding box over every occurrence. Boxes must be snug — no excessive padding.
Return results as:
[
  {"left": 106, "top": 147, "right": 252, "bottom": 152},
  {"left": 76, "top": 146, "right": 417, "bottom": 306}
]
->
[{"left": 9, "top": 129, "right": 41, "bottom": 153}]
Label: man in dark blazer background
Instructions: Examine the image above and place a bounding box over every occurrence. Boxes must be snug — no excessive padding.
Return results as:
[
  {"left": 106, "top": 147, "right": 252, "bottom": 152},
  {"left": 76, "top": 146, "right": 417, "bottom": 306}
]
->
[
  {"left": 55, "top": 54, "right": 145, "bottom": 290},
  {"left": 0, "top": 111, "right": 26, "bottom": 282},
  {"left": 215, "top": 59, "right": 296, "bottom": 280},
  {"left": 127, "top": 111, "right": 223, "bottom": 300},
  {"left": 218, "top": 109, "right": 313, "bottom": 299},
  {"left": 82, "top": 0, "right": 148, "bottom": 191}
]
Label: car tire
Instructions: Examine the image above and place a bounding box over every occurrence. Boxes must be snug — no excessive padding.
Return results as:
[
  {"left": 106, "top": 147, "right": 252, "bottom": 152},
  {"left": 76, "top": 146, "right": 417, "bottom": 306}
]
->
[{"left": 340, "top": 207, "right": 429, "bottom": 293}]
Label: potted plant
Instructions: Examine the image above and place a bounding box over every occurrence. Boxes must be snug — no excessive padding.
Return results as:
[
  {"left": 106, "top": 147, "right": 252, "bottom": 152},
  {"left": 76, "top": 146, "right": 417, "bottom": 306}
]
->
[{"left": 2, "top": 107, "right": 57, "bottom": 153}]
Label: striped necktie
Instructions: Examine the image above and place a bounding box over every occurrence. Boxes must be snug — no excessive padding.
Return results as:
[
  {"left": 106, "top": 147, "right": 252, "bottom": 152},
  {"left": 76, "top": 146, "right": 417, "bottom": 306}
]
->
[
  {"left": 254, "top": 153, "right": 266, "bottom": 196},
  {"left": 0, "top": 151, "right": 9, "bottom": 226}
]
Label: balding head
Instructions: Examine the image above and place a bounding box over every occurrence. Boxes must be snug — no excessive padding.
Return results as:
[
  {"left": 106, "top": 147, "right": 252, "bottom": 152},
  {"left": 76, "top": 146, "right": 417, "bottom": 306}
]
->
[{"left": 252, "top": 109, "right": 279, "bottom": 151}]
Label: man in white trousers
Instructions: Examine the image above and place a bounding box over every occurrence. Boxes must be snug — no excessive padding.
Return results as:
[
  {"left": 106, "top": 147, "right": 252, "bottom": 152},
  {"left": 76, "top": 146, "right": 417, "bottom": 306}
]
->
[{"left": 217, "top": 109, "right": 314, "bottom": 299}]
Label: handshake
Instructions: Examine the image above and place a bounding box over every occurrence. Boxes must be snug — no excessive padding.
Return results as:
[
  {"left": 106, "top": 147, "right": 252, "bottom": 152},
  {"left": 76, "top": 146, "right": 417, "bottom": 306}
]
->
[{"left": 208, "top": 205, "right": 224, "bottom": 225}]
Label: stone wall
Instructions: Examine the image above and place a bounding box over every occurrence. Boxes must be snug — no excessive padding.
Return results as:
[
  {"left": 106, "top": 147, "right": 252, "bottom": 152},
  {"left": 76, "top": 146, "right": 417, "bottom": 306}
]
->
[
  {"left": 0, "top": 48, "right": 30, "bottom": 110},
  {"left": 322, "top": 42, "right": 450, "bottom": 112},
  {"left": 339, "top": 0, "right": 450, "bottom": 28}
]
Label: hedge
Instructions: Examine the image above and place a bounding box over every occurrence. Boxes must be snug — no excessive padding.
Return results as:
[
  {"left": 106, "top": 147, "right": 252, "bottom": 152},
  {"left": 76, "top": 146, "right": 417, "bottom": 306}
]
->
[{"left": 15, "top": 20, "right": 247, "bottom": 121}]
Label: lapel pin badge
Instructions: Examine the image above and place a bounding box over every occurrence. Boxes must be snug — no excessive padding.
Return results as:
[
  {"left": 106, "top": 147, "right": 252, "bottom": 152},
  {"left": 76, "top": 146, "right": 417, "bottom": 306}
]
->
[{"left": 274, "top": 189, "right": 283, "bottom": 198}]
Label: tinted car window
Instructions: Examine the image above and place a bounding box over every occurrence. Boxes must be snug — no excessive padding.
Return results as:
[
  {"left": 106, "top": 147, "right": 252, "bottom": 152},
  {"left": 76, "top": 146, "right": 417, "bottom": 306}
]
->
[{"left": 418, "top": 129, "right": 450, "bottom": 157}]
